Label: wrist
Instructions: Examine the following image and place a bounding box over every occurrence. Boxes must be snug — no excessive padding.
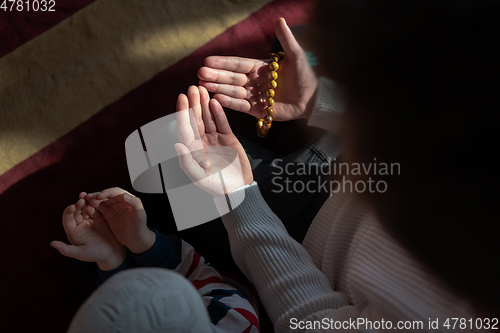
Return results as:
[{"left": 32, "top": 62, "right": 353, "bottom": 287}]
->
[
  {"left": 97, "top": 246, "right": 126, "bottom": 271},
  {"left": 300, "top": 79, "right": 319, "bottom": 120},
  {"left": 127, "top": 229, "right": 156, "bottom": 254}
]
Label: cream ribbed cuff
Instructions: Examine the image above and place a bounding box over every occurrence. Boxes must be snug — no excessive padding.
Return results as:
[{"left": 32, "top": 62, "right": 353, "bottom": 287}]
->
[{"left": 308, "top": 77, "right": 346, "bottom": 134}]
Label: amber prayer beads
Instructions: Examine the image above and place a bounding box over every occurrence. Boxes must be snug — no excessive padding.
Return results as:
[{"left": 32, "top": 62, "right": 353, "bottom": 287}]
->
[{"left": 257, "top": 51, "right": 284, "bottom": 138}]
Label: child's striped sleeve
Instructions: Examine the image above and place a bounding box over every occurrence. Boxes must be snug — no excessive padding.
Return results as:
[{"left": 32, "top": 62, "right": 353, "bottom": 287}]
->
[{"left": 132, "top": 229, "right": 260, "bottom": 333}]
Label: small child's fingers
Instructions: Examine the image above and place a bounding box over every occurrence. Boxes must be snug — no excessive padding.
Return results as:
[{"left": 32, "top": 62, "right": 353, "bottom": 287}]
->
[
  {"left": 96, "top": 197, "right": 126, "bottom": 212},
  {"left": 96, "top": 187, "right": 130, "bottom": 200},
  {"left": 104, "top": 192, "right": 142, "bottom": 209},
  {"left": 50, "top": 241, "right": 85, "bottom": 260},
  {"left": 63, "top": 204, "right": 76, "bottom": 216},
  {"left": 73, "top": 199, "right": 86, "bottom": 224},
  {"left": 84, "top": 204, "right": 103, "bottom": 220},
  {"left": 75, "top": 198, "right": 85, "bottom": 210},
  {"left": 74, "top": 213, "right": 84, "bottom": 224},
  {"left": 95, "top": 201, "right": 110, "bottom": 215},
  {"left": 62, "top": 204, "right": 77, "bottom": 231},
  {"left": 99, "top": 192, "right": 142, "bottom": 212},
  {"left": 82, "top": 204, "right": 94, "bottom": 220},
  {"left": 83, "top": 204, "right": 95, "bottom": 215},
  {"left": 85, "top": 192, "right": 100, "bottom": 200},
  {"left": 111, "top": 193, "right": 134, "bottom": 204},
  {"left": 83, "top": 193, "right": 94, "bottom": 203},
  {"left": 102, "top": 197, "right": 119, "bottom": 205},
  {"left": 83, "top": 206, "right": 105, "bottom": 226},
  {"left": 85, "top": 196, "right": 104, "bottom": 208}
]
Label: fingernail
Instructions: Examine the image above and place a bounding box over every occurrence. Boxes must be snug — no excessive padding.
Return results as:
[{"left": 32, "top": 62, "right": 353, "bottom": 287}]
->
[{"left": 123, "top": 193, "right": 131, "bottom": 201}]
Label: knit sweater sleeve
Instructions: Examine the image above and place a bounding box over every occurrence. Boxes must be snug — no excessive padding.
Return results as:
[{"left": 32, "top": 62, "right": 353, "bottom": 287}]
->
[
  {"left": 214, "top": 183, "right": 361, "bottom": 333},
  {"left": 307, "top": 77, "right": 346, "bottom": 134}
]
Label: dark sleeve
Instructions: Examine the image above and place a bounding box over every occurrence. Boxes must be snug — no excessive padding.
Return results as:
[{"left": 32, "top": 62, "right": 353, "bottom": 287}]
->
[
  {"left": 96, "top": 251, "right": 137, "bottom": 286},
  {"left": 96, "top": 229, "right": 182, "bottom": 286},
  {"left": 129, "top": 228, "right": 183, "bottom": 269}
]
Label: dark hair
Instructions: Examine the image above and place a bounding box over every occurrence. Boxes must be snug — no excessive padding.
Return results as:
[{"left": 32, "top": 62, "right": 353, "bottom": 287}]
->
[{"left": 318, "top": 0, "right": 500, "bottom": 315}]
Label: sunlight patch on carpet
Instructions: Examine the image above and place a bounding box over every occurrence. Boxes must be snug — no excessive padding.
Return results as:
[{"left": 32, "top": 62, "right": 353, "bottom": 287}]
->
[{"left": 0, "top": 0, "right": 271, "bottom": 176}]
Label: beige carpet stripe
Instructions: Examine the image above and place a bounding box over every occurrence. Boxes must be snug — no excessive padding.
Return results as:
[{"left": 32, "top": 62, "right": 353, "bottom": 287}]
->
[{"left": 0, "top": 0, "right": 271, "bottom": 176}]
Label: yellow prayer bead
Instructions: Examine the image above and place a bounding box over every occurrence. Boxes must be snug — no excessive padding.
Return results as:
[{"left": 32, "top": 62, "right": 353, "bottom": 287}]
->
[
  {"left": 258, "top": 53, "right": 285, "bottom": 137},
  {"left": 268, "top": 71, "right": 278, "bottom": 80},
  {"left": 258, "top": 127, "right": 268, "bottom": 138},
  {"left": 264, "top": 115, "right": 273, "bottom": 124}
]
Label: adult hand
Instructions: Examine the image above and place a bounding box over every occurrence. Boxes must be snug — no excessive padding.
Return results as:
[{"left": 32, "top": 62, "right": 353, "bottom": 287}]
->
[
  {"left": 50, "top": 199, "right": 126, "bottom": 271},
  {"left": 198, "top": 18, "right": 318, "bottom": 121},
  {"left": 174, "top": 86, "right": 253, "bottom": 196},
  {"left": 82, "top": 188, "right": 155, "bottom": 255}
]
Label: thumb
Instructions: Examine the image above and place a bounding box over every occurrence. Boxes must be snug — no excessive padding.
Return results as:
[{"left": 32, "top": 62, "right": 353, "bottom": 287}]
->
[
  {"left": 275, "top": 18, "right": 303, "bottom": 57},
  {"left": 121, "top": 192, "right": 146, "bottom": 221},
  {"left": 50, "top": 241, "right": 85, "bottom": 260},
  {"left": 174, "top": 143, "right": 207, "bottom": 183}
]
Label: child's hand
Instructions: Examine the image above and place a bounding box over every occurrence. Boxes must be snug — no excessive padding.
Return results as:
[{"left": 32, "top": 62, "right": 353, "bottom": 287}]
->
[
  {"left": 82, "top": 188, "right": 155, "bottom": 254},
  {"left": 50, "top": 199, "right": 126, "bottom": 271}
]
